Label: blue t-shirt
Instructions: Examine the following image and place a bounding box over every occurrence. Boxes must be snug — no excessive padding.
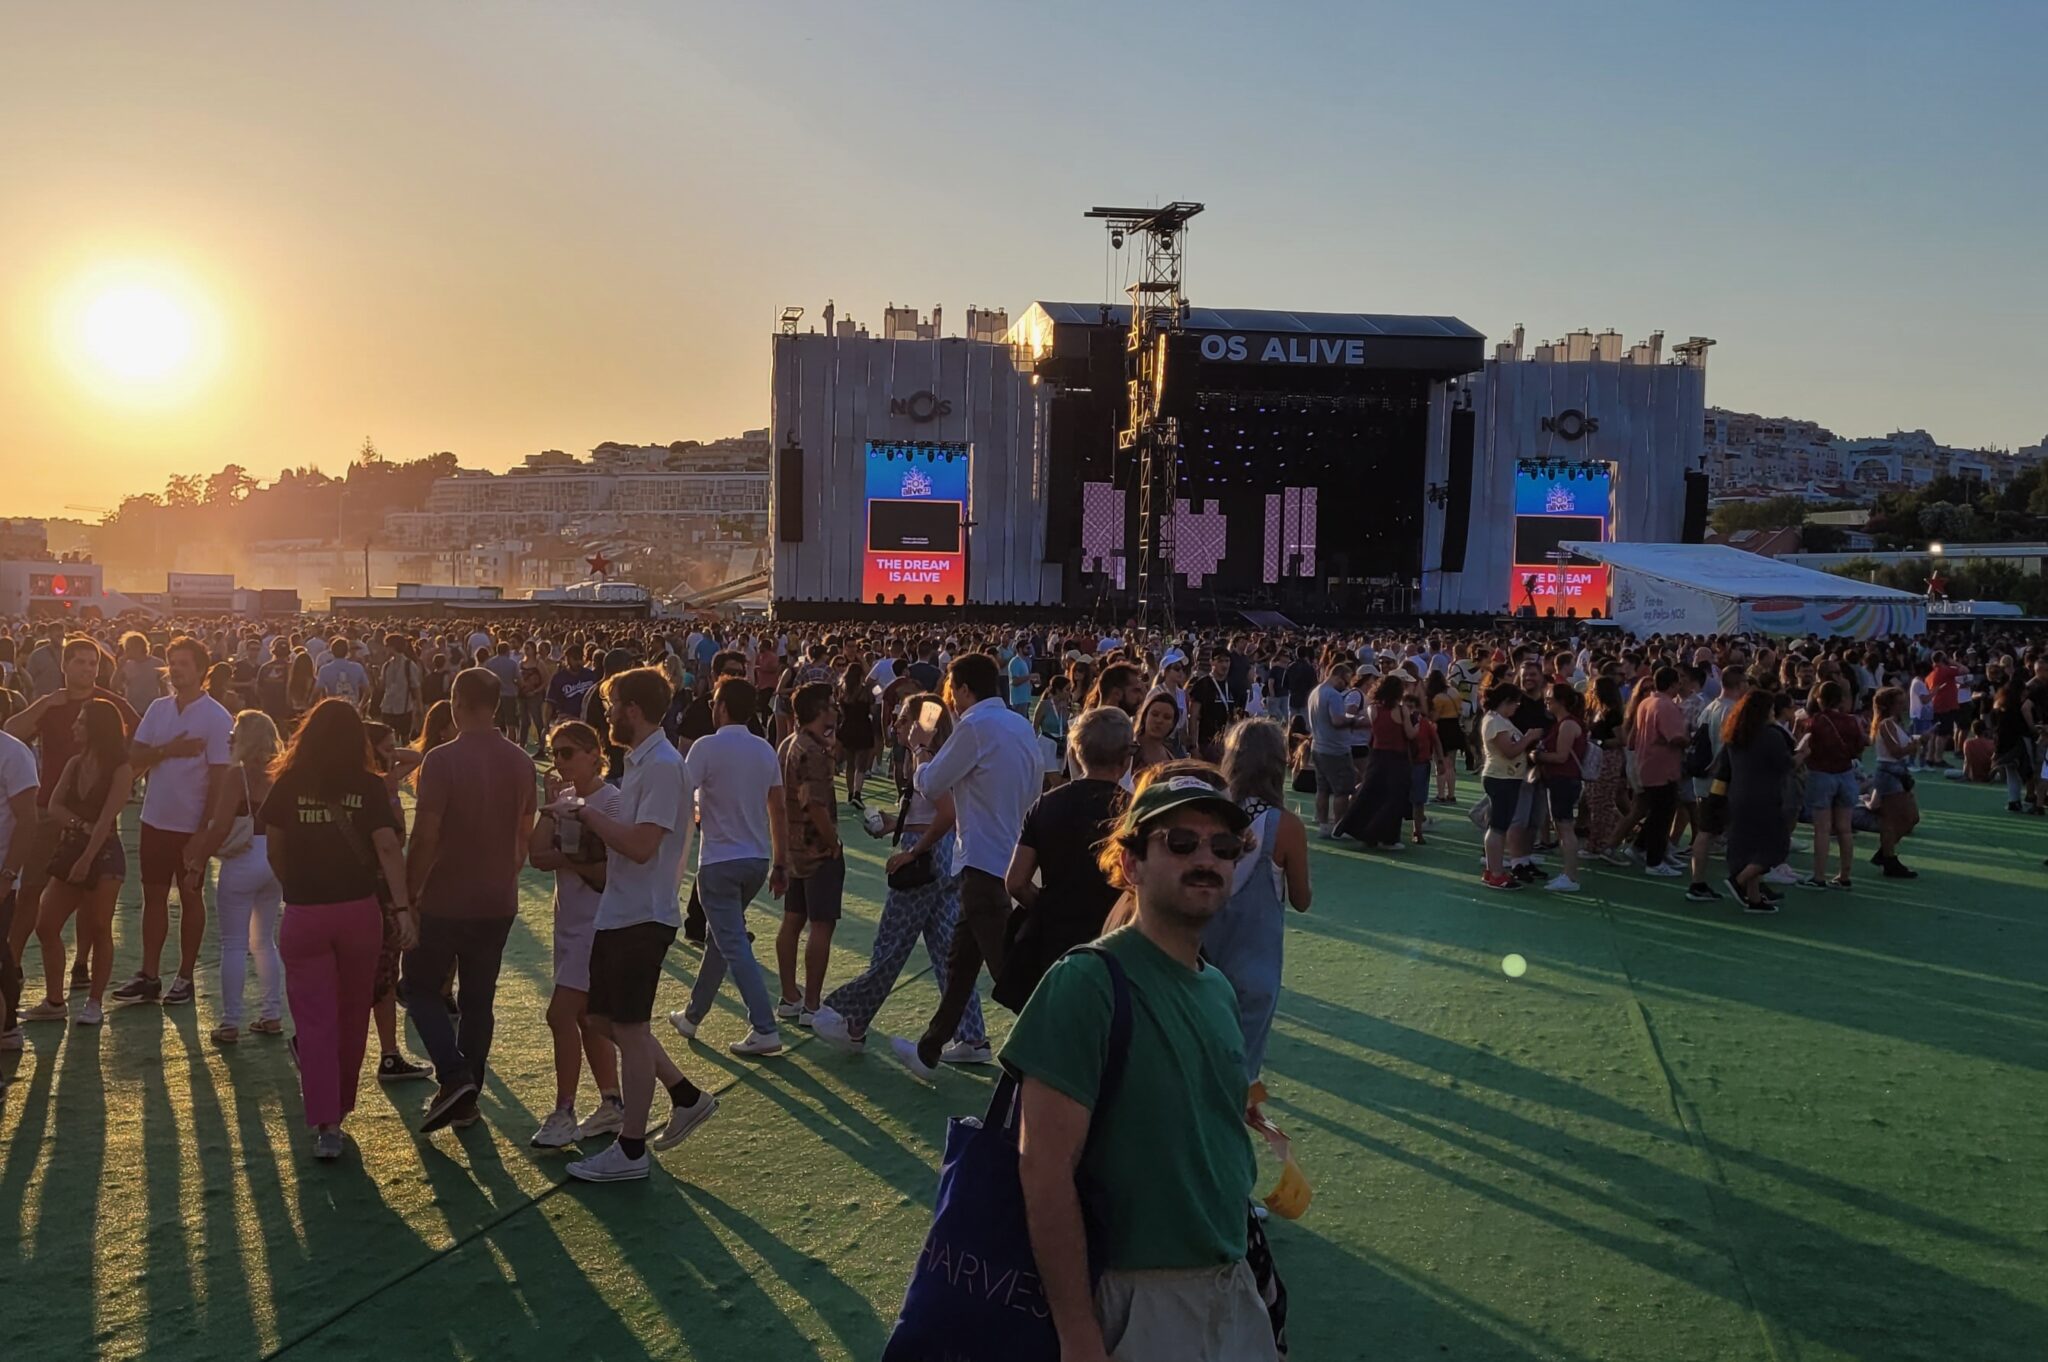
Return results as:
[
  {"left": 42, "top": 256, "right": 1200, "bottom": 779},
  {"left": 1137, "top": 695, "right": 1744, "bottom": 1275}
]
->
[{"left": 1009, "top": 654, "right": 1033, "bottom": 708}]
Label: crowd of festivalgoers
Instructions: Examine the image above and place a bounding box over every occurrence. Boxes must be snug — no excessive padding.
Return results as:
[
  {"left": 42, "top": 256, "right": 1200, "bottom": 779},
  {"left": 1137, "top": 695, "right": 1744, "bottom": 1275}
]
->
[{"left": 0, "top": 611, "right": 2043, "bottom": 1359}]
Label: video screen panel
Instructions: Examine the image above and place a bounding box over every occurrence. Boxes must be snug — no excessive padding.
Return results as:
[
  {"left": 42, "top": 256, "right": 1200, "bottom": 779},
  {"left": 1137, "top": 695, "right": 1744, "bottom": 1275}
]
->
[
  {"left": 863, "top": 442, "right": 968, "bottom": 604},
  {"left": 1510, "top": 465, "right": 1612, "bottom": 615}
]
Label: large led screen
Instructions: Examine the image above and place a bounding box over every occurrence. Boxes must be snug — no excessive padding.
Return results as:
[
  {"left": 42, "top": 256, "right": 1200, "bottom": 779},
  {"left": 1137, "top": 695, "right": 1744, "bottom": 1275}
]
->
[
  {"left": 1510, "top": 464, "right": 1612, "bottom": 615},
  {"left": 863, "top": 442, "right": 969, "bottom": 604}
]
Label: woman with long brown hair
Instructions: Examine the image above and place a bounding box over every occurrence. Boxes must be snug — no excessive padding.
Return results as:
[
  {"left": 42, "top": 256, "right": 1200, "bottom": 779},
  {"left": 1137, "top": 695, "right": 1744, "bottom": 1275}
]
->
[
  {"left": 22, "top": 698, "right": 131, "bottom": 1026},
  {"left": 260, "top": 697, "right": 414, "bottom": 1161}
]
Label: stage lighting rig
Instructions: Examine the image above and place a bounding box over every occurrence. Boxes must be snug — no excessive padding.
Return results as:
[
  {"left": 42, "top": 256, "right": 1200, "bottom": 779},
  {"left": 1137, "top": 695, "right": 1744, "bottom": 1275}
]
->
[{"left": 1083, "top": 201, "right": 1205, "bottom": 628}]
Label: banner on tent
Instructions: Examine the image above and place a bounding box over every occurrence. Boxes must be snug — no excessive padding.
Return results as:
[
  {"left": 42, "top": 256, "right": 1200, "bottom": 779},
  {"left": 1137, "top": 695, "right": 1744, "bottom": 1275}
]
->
[
  {"left": 1738, "top": 597, "right": 1926, "bottom": 639},
  {"left": 1611, "top": 570, "right": 1738, "bottom": 636}
]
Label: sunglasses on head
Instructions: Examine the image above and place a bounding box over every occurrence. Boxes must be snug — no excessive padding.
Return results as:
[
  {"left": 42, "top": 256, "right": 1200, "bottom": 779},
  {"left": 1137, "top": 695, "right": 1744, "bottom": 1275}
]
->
[{"left": 1149, "top": 827, "right": 1247, "bottom": 861}]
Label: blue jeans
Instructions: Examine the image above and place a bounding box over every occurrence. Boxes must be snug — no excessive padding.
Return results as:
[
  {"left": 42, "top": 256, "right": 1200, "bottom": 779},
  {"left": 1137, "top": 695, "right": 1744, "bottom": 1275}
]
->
[{"left": 682, "top": 858, "right": 776, "bottom": 1033}]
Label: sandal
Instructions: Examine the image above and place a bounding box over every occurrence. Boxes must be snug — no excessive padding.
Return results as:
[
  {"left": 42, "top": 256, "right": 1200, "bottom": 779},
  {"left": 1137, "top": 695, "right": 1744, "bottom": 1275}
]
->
[
  {"left": 212, "top": 1023, "right": 240, "bottom": 1045},
  {"left": 250, "top": 1017, "right": 284, "bottom": 1035}
]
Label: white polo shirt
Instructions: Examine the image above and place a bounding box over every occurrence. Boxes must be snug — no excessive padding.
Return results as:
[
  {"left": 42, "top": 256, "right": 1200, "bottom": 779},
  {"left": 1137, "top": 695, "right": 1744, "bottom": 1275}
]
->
[
  {"left": 134, "top": 692, "right": 234, "bottom": 834},
  {"left": 594, "top": 729, "right": 688, "bottom": 931}
]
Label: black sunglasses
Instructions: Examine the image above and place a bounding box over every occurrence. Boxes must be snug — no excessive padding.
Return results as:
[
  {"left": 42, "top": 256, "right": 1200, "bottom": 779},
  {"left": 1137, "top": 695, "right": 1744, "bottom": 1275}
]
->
[
  {"left": 549, "top": 746, "right": 586, "bottom": 761},
  {"left": 1150, "top": 827, "right": 1247, "bottom": 861}
]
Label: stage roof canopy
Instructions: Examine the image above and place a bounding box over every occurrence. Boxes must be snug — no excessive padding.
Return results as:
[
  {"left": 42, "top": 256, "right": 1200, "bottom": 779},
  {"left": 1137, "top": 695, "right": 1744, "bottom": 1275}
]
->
[
  {"left": 1562, "top": 541, "right": 1926, "bottom": 638},
  {"left": 1025, "top": 301, "right": 1482, "bottom": 341},
  {"left": 1016, "top": 302, "right": 1485, "bottom": 376}
]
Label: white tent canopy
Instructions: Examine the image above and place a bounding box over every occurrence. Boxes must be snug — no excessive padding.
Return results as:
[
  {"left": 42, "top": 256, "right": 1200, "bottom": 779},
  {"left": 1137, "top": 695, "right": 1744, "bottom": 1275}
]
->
[{"left": 1562, "top": 541, "right": 1926, "bottom": 639}]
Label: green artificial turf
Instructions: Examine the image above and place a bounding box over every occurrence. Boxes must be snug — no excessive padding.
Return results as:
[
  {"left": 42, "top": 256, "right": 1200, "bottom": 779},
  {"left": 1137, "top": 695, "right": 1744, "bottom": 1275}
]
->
[{"left": 3, "top": 771, "right": 2045, "bottom": 1361}]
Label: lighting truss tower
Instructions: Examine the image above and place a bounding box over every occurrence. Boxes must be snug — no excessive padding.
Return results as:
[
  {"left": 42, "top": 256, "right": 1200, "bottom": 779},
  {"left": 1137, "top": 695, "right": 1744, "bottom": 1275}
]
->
[{"left": 1086, "top": 202, "right": 1203, "bottom": 630}]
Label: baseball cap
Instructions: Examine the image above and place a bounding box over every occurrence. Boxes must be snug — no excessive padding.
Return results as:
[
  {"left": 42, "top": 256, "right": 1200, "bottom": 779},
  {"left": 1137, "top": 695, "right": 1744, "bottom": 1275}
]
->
[{"left": 1124, "top": 774, "right": 1251, "bottom": 832}]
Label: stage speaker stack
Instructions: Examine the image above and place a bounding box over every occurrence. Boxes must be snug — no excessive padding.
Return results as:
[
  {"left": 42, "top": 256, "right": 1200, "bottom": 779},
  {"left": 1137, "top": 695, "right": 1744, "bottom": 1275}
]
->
[
  {"left": 1681, "top": 469, "right": 1709, "bottom": 543},
  {"left": 777, "top": 442, "right": 804, "bottom": 543},
  {"left": 1436, "top": 408, "right": 1476, "bottom": 572}
]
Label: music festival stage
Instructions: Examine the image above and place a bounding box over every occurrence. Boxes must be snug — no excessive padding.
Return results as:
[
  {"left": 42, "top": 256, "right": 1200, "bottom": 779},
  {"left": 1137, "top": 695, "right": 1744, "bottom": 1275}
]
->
[{"left": 767, "top": 295, "right": 1708, "bottom": 624}]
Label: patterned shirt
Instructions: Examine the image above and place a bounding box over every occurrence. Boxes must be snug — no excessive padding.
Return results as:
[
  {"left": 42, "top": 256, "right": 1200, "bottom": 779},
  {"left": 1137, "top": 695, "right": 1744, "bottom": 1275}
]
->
[{"left": 779, "top": 727, "right": 840, "bottom": 878}]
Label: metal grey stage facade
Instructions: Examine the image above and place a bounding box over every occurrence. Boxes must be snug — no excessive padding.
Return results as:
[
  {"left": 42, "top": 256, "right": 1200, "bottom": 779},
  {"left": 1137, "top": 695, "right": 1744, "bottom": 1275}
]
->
[
  {"left": 1422, "top": 356, "right": 1708, "bottom": 615},
  {"left": 769, "top": 333, "right": 1052, "bottom": 608}
]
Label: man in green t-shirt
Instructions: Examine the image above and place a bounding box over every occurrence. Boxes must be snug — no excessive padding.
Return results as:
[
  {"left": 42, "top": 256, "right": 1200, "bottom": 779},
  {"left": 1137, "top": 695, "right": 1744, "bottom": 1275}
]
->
[{"left": 1005, "top": 771, "right": 1276, "bottom": 1362}]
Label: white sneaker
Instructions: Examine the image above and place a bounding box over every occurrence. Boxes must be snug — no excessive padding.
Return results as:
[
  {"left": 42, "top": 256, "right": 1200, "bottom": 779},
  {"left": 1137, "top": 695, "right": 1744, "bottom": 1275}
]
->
[
  {"left": 75, "top": 1001, "right": 104, "bottom": 1027},
  {"left": 1764, "top": 863, "right": 1801, "bottom": 885},
  {"left": 574, "top": 1100, "right": 625, "bottom": 1141},
  {"left": 774, "top": 999, "right": 803, "bottom": 1021},
  {"left": 650, "top": 1092, "right": 719, "bottom": 1151},
  {"left": 530, "top": 1108, "right": 581, "bottom": 1149},
  {"left": 940, "top": 1041, "right": 994, "bottom": 1065},
  {"left": 1644, "top": 863, "right": 1683, "bottom": 877},
  {"left": 811, "top": 1006, "right": 865, "bottom": 1053},
  {"left": 1544, "top": 875, "right": 1582, "bottom": 893},
  {"left": 888, "top": 1035, "right": 938, "bottom": 1082},
  {"left": 566, "top": 1141, "right": 648, "bottom": 1183},
  {"left": 667, "top": 1010, "right": 699, "bottom": 1040},
  {"left": 728, "top": 1028, "right": 784, "bottom": 1057}
]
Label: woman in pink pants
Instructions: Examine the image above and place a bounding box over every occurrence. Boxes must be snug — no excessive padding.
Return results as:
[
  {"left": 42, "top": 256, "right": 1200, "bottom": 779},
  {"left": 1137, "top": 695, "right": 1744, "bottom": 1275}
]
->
[{"left": 258, "top": 699, "right": 416, "bottom": 1161}]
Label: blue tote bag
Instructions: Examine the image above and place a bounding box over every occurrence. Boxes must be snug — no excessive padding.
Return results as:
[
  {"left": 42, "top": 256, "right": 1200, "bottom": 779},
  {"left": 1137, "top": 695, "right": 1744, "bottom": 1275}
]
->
[{"left": 882, "top": 947, "right": 1133, "bottom": 1362}]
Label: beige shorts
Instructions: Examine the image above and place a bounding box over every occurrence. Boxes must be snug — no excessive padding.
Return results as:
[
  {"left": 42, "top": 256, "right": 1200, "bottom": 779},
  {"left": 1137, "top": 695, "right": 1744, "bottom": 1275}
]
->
[{"left": 1096, "top": 1260, "right": 1277, "bottom": 1362}]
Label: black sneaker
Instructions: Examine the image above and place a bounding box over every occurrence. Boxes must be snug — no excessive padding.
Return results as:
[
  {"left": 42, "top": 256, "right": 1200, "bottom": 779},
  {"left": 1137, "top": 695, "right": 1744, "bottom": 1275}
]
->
[
  {"left": 161, "top": 976, "right": 195, "bottom": 1006},
  {"left": 1760, "top": 883, "right": 1784, "bottom": 903},
  {"left": 110, "top": 974, "right": 161, "bottom": 1004},
  {"left": 69, "top": 970, "right": 90, "bottom": 995},
  {"left": 378, "top": 1054, "right": 431, "bottom": 1084},
  {"left": 420, "top": 1080, "right": 479, "bottom": 1133},
  {"left": 1882, "top": 858, "right": 1918, "bottom": 879},
  {"left": 1743, "top": 896, "right": 1780, "bottom": 914},
  {"left": 448, "top": 1094, "right": 482, "bottom": 1130},
  {"left": 1685, "top": 882, "right": 1721, "bottom": 903}
]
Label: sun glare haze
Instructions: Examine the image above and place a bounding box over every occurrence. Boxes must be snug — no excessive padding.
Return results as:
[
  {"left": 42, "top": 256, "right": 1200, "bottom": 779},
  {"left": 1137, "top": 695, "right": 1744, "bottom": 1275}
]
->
[{"left": 53, "top": 261, "right": 222, "bottom": 406}]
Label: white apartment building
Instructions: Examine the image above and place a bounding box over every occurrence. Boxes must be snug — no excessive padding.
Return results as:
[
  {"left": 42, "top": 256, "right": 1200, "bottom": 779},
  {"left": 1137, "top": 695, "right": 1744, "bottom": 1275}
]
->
[
  {"left": 382, "top": 434, "right": 770, "bottom": 550},
  {"left": 1704, "top": 407, "right": 2046, "bottom": 502}
]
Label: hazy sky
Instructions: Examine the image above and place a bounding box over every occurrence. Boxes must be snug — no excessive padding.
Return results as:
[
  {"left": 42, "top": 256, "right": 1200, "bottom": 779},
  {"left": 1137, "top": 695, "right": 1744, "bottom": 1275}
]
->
[{"left": 3, "top": 1, "right": 2043, "bottom": 519}]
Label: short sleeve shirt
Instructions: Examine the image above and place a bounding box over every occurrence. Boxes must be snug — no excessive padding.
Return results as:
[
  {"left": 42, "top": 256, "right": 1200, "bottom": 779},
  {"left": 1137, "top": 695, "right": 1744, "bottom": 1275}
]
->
[
  {"left": 415, "top": 731, "right": 538, "bottom": 918},
  {"left": 134, "top": 693, "right": 234, "bottom": 834},
  {"left": 595, "top": 731, "right": 688, "bottom": 930},
  {"left": 0, "top": 730, "right": 41, "bottom": 873},
  {"left": 779, "top": 728, "right": 840, "bottom": 878},
  {"left": 1000, "top": 928, "right": 1255, "bottom": 1271},
  {"left": 257, "top": 767, "right": 401, "bottom": 906}
]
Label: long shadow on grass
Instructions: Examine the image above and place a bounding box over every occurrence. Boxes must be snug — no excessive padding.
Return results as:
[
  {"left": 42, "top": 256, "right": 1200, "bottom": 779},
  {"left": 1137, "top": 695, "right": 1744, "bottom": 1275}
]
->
[
  {"left": 1273, "top": 1024, "right": 2048, "bottom": 1362},
  {"left": 5, "top": 1022, "right": 107, "bottom": 1354},
  {"left": 1277, "top": 987, "right": 2034, "bottom": 1257},
  {"left": 1270, "top": 1218, "right": 1616, "bottom": 1362}
]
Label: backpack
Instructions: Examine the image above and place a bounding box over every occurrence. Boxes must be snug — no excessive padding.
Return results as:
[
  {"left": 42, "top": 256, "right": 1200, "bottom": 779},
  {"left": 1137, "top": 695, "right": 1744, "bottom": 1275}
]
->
[
  {"left": 1579, "top": 739, "right": 1604, "bottom": 783},
  {"left": 1681, "top": 721, "right": 1714, "bottom": 779}
]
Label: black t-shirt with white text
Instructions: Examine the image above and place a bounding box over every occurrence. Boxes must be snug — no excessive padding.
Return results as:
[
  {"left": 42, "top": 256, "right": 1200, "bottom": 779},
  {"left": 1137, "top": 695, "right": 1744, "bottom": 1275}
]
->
[{"left": 256, "top": 766, "right": 401, "bottom": 906}]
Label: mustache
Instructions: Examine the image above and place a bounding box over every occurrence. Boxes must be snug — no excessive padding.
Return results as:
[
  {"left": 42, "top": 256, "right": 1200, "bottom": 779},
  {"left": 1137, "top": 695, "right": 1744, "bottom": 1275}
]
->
[{"left": 1180, "top": 870, "right": 1226, "bottom": 888}]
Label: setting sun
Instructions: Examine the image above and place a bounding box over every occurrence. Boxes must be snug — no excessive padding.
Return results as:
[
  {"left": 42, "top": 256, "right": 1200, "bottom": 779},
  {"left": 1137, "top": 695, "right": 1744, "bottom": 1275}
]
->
[
  {"left": 54, "top": 261, "right": 222, "bottom": 404},
  {"left": 82, "top": 283, "right": 194, "bottom": 380}
]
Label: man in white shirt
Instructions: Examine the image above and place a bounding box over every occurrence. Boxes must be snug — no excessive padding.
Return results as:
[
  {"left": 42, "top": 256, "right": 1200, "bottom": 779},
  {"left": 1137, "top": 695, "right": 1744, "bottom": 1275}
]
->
[
  {"left": 0, "top": 728, "right": 40, "bottom": 1044},
  {"left": 668, "top": 677, "right": 790, "bottom": 1058},
  {"left": 114, "top": 636, "right": 233, "bottom": 1006},
  {"left": 563, "top": 666, "right": 721, "bottom": 1183},
  {"left": 889, "top": 653, "right": 1042, "bottom": 1081}
]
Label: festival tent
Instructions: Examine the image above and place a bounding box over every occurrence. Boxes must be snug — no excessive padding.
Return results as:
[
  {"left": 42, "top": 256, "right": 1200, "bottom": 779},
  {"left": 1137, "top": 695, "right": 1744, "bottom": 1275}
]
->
[{"left": 1560, "top": 541, "right": 1926, "bottom": 639}]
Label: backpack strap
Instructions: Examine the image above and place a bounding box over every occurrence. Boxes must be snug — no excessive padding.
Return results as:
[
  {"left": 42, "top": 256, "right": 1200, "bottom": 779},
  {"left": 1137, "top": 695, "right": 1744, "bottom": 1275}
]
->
[{"left": 989, "top": 943, "right": 1134, "bottom": 1130}]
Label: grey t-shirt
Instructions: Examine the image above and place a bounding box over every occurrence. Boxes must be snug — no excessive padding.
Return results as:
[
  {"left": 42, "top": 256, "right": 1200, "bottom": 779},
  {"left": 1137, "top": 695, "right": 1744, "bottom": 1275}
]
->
[{"left": 1307, "top": 682, "right": 1352, "bottom": 756}]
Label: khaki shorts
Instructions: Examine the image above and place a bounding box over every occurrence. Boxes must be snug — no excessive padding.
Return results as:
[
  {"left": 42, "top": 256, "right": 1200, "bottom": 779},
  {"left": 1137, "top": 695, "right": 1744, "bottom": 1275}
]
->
[{"left": 1096, "top": 1260, "right": 1277, "bottom": 1362}]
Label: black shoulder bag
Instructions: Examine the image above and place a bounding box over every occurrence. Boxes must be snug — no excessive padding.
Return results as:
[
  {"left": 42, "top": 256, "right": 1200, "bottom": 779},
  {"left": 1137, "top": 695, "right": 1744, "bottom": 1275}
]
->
[{"left": 886, "top": 783, "right": 937, "bottom": 891}]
